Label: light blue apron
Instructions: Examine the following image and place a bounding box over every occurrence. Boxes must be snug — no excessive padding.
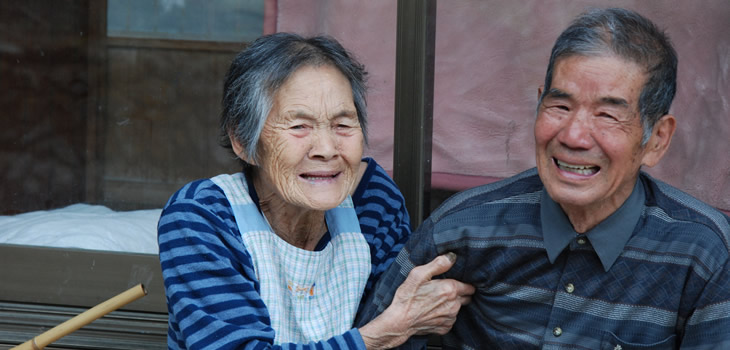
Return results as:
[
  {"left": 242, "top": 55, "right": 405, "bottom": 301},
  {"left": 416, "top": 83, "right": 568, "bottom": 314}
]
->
[{"left": 211, "top": 173, "right": 371, "bottom": 344}]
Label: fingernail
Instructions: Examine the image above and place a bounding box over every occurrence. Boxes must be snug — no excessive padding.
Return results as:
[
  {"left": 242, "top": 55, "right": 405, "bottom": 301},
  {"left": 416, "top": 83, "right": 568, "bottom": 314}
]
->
[{"left": 445, "top": 252, "right": 457, "bottom": 263}]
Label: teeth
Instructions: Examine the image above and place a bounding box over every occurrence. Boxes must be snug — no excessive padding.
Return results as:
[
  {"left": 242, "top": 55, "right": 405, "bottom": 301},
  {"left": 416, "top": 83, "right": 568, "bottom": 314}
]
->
[
  {"left": 304, "top": 176, "right": 331, "bottom": 180},
  {"left": 302, "top": 174, "right": 336, "bottom": 181},
  {"left": 556, "top": 159, "right": 598, "bottom": 175}
]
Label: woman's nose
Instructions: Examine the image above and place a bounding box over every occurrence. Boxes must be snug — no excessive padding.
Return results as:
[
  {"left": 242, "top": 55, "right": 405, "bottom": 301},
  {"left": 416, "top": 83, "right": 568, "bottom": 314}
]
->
[{"left": 308, "top": 129, "right": 338, "bottom": 159}]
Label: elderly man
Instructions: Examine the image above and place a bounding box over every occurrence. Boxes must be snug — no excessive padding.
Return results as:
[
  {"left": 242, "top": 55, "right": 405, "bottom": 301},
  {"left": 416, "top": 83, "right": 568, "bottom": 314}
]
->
[{"left": 356, "top": 8, "right": 730, "bottom": 349}]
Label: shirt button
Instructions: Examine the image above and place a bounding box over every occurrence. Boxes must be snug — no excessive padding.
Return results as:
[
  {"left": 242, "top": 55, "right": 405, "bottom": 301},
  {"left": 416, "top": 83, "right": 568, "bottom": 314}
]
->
[
  {"left": 553, "top": 327, "right": 562, "bottom": 337},
  {"left": 565, "top": 283, "right": 575, "bottom": 293},
  {"left": 577, "top": 237, "right": 587, "bottom": 245}
]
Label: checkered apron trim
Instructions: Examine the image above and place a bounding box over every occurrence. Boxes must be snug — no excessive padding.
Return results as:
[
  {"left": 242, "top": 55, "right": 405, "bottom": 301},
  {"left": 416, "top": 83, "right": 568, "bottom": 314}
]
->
[{"left": 211, "top": 173, "right": 371, "bottom": 344}]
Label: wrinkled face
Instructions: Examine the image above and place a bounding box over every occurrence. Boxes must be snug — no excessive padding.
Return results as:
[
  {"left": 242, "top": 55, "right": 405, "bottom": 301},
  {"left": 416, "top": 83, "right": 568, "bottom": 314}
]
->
[
  {"left": 535, "top": 55, "right": 650, "bottom": 217},
  {"left": 254, "top": 65, "right": 363, "bottom": 211}
]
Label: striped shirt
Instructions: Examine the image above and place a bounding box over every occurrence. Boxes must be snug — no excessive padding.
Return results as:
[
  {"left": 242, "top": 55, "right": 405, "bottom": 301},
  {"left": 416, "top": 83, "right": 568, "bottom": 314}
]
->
[
  {"left": 158, "top": 158, "right": 410, "bottom": 349},
  {"left": 356, "top": 168, "right": 730, "bottom": 349}
]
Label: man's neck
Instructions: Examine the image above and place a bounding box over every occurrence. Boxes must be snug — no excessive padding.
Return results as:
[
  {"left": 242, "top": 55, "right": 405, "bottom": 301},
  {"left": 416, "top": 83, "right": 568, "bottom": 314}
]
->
[{"left": 560, "top": 193, "right": 632, "bottom": 233}]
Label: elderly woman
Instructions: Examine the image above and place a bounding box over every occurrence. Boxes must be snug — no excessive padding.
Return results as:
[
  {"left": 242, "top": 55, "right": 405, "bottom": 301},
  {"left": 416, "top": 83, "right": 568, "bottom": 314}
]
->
[{"left": 158, "top": 33, "right": 473, "bottom": 350}]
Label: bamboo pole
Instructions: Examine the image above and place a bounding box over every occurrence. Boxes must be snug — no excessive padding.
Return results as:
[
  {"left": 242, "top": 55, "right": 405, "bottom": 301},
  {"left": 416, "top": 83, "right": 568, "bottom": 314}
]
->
[{"left": 12, "top": 283, "right": 148, "bottom": 350}]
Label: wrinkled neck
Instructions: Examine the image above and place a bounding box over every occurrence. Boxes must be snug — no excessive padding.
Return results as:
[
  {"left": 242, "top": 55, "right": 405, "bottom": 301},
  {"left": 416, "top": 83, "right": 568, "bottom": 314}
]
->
[{"left": 254, "top": 174, "right": 326, "bottom": 251}]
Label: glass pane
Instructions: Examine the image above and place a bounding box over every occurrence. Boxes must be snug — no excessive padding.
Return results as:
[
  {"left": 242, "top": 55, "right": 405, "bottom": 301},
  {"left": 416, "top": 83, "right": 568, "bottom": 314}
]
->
[
  {"left": 107, "top": 0, "right": 265, "bottom": 42},
  {"left": 1, "top": 0, "right": 264, "bottom": 255}
]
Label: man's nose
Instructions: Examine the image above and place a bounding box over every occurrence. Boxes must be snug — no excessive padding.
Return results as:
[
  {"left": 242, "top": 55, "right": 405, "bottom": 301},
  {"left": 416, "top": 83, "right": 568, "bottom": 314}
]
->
[{"left": 557, "top": 111, "right": 593, "bottom": 149}]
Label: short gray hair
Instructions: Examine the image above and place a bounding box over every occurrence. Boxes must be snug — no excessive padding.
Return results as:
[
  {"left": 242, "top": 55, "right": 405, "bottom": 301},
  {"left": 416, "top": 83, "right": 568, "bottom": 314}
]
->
[
  {"left": 539, "top": 8, "right": 677, "bottom": 145},
  {"left": 220, "top": 33, "right": 368, "bottom": 165}
]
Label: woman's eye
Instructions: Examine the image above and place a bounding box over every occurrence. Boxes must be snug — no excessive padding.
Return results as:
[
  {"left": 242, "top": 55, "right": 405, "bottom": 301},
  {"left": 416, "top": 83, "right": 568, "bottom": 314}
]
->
[
  {"left": 598, "top": 112, "right": 617, "bottom": 120},
  {"left": 291, "top": 124, "right": 306, "bottom": 130}
]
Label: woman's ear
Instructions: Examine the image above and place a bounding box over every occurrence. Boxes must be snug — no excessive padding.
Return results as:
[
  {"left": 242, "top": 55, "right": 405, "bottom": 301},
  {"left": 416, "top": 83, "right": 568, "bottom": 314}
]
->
[
  {"left": 229, "top": 134, "right": 255, "bottom": 165},
  {"left": 641, "top": 114, "right": 676, "bottom": 168}
]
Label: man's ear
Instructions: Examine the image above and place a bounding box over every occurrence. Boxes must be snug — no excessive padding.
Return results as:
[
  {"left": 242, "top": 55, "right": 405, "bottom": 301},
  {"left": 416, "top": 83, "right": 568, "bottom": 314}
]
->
[
  {"left": 537, "top": 86, "right": 544, "bottom": 101},
  {"left": 642, "top": 114, "right": 676, "bottom": 167}
]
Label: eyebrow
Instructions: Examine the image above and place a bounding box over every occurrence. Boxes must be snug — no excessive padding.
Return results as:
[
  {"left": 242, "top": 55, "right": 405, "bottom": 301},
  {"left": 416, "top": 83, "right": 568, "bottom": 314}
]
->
[
  {"left": 286, "top": 108, "right": 357, "bottom": 120},
  {"left": 545, "top": 88, "right": 629, "bottom": 109},
  {"left": 334, "top": 109, "right": 358, "bottom": 119},
  {"left": 599, "top": 96, "right": 629, "bottom": 108},
  {"left": 544, "top": 88, "right": 571, "bottom": 99}
]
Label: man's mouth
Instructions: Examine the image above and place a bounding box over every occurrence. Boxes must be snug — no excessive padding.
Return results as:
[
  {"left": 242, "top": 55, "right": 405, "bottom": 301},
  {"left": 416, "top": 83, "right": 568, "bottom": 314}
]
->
[{"left": 554, "top": 158, "right": 599, "bottom": 176}]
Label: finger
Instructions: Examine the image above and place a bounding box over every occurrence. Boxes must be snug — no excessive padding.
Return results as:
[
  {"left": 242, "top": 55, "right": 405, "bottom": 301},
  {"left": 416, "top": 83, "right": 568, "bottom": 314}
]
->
[
  {"left": 411, "top": 318, "right": 455, "bottom": 333},
  {"left": 453, "top": 281, "right": 476, "bottom": 296},
  {"left": 430, "top": 279, "right": 475, "bottom": 298},
  {"left": 409, "top": 252, "right": 457, "bottom": 283},
  {"left": 413, "top": 316, "right": 458, "bottom": 335},
  {"left": 427, "top": 294, "right": 463, "bottom": 317}
]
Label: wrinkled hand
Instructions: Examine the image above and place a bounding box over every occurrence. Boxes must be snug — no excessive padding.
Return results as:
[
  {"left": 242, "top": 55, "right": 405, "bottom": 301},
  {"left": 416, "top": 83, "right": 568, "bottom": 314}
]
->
[{"left": 360, "top": 253, "right": 475, "bottom": 349}]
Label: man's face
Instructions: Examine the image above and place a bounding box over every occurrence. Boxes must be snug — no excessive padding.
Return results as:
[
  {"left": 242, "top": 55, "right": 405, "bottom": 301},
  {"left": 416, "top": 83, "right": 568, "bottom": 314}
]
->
[{"left": 535, "top": 55, "right": 651, "bottom": 223}]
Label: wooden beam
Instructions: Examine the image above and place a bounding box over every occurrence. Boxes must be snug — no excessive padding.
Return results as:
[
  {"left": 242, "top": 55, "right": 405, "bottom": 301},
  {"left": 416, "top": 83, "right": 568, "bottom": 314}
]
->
[
  {"left": 393, "top": 0, "right": 436, "bottom": 226},
  {"left": 85, "top": 0, "right": 107, "bottom": 204}
]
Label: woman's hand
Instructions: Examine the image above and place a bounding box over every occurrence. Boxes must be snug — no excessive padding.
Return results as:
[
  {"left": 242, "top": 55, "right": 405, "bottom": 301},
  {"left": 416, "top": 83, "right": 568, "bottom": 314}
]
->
[{"left": 359, "top": 252, "right": 475, "bottom": 349}]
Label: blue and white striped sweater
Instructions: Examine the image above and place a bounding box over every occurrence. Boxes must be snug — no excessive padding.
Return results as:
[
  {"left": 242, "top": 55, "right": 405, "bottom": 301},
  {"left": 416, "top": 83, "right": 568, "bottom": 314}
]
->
[{"left": 159, "top": 158, "right": 410, "bottom": 349}]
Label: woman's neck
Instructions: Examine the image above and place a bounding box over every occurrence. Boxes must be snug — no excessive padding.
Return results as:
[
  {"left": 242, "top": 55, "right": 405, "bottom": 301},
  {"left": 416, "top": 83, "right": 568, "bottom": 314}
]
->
[{"left": 253, "top": 175, "right": 327, "bottom": 251}]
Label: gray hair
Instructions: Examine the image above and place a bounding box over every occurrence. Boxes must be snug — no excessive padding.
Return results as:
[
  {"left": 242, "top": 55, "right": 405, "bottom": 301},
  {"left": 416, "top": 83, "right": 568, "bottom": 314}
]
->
[
  {"left": 220, "top": 33, "right": 368, "bottom": 165},
  {"left": 539, "top": 8, "right": 677, "bottom": 145}
]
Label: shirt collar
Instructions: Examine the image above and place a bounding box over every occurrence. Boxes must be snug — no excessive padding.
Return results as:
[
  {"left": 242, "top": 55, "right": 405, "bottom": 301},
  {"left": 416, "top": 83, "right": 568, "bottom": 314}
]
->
[{"left": 541, "top": 178, "right": 645, "bottom": 272}]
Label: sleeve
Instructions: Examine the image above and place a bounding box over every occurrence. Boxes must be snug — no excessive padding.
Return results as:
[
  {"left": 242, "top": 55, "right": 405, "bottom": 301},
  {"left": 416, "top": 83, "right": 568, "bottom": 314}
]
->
[
  {"left": 352, "top": 159, "right": 412, "bottom": 313},
  {"left": 353, "top": 217, "right": 440, "bottom": 350},
  {"left": 158, "top": 185, "right": 367, "bottom": 350},
  {"left": 680, "top": 256, "right": 730, "bottom": 349}
]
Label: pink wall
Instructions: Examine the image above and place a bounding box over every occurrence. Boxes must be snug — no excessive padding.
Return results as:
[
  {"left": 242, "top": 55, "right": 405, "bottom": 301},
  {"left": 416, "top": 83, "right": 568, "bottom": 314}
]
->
[{"left": 274, "top": 0, "right": 730, "bottom": 213}]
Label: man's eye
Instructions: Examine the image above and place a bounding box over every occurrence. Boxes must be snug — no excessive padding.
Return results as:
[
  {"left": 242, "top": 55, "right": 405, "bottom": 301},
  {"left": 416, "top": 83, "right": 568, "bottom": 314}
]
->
[
  {"left": 544, "top": 101, "right": 569, "bottom": 111},
  {"left": 291, "top": 124, "right": 306, "bottom": 130}
]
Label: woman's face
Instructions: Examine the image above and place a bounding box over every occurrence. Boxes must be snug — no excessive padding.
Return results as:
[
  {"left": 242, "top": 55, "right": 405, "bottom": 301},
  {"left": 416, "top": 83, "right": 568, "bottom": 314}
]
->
[{"left": 254, "top": 65, "right": 364, "bottom": 211}]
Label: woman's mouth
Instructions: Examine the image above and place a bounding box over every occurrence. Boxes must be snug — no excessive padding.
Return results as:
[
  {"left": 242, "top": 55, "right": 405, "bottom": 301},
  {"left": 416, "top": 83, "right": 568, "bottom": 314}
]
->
[
  {"left": 300, "top": 172, "right": 340, "bottom": 182},
  {"left": 554, "top": 158, "right": 599, "bottom": 176}
]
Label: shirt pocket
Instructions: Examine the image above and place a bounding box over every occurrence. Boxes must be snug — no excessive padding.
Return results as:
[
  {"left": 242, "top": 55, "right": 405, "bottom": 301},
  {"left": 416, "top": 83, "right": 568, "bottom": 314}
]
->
[{"left": 601, "top": 332, "right": 677, "bottom": 350}]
